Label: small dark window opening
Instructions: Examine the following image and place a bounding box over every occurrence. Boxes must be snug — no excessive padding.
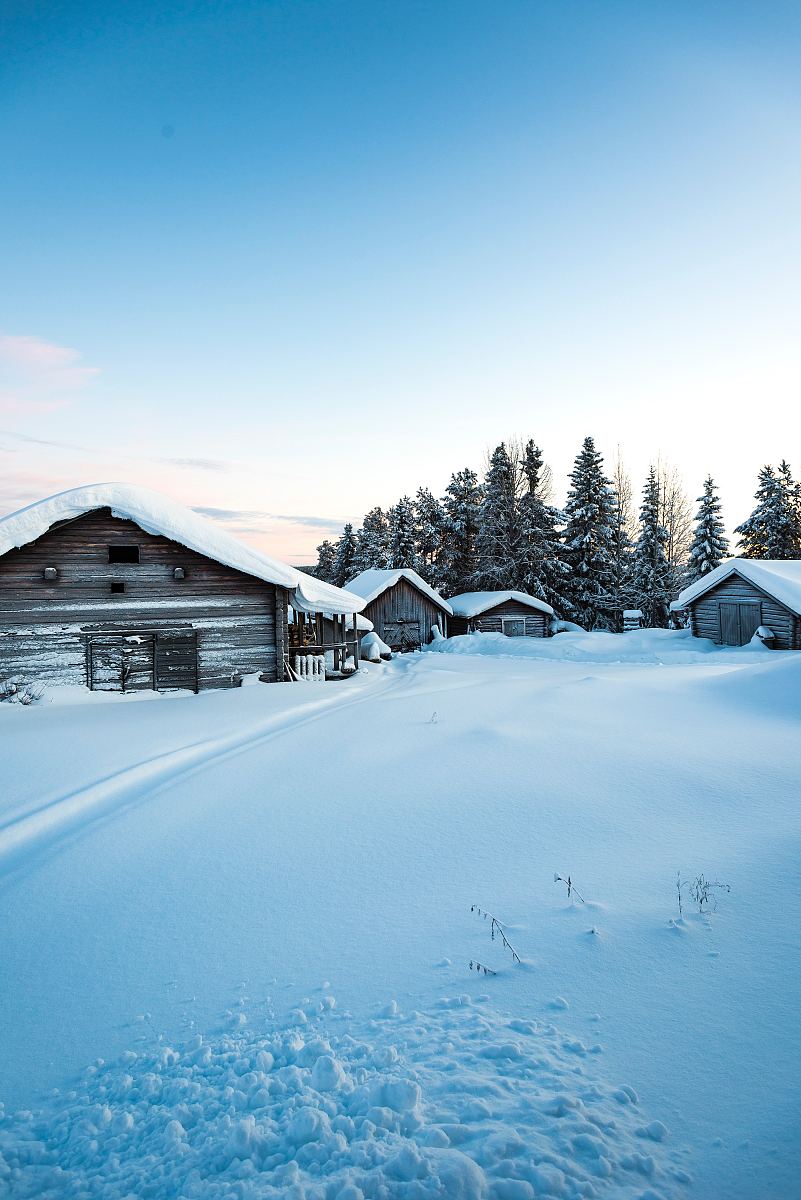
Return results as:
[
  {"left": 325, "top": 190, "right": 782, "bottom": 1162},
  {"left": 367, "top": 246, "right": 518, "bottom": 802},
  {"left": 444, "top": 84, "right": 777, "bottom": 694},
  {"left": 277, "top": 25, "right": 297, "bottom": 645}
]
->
[
  {"left": 110, "top": 581, "right": 126, "bottom": 594},
  {"left": 108, "top": 545, "right": 140, "bottom": 564}
]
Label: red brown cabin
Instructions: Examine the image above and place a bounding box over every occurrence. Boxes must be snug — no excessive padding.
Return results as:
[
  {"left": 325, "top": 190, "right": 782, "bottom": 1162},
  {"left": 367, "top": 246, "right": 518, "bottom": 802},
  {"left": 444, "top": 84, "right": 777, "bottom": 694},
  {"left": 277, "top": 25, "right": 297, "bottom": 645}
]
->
[{"left": 0, "top": 484, "right": 366, "bottom": 693}]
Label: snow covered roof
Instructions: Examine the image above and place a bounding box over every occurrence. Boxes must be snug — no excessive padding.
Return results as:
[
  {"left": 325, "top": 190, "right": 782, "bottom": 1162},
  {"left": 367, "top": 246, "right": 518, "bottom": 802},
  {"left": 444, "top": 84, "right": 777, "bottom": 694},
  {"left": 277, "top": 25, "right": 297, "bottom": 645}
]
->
[
  {"left": 0, "top": 483, "right": 366, "bottom": 615},
  {"left": 448, "top": 590, "right": 554, "bottom": 618},
  {"left": 673, "top": 558, "right": 801, "bottom": 617},
  {"left": 345, "top": 568, "right": 453, "bottom": 615}
]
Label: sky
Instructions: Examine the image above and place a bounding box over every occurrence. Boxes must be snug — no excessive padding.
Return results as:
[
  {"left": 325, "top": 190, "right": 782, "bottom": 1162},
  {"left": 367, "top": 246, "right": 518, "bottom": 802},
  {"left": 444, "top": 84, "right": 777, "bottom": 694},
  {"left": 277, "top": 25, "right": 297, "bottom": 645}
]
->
[{"left": 2, "top": 0, "right": 801, "bottom": 563}]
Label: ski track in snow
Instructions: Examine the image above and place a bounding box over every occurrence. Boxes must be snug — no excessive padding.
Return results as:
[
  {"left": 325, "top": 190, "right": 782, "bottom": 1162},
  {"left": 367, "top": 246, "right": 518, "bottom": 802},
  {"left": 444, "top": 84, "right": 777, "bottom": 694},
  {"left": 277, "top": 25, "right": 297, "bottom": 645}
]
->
[
  {"left": 0, "top": 674, "right": 401, "bottom": 879},
  {"left": 0, "top": 992, "right": 691, "bottom": 1200}
]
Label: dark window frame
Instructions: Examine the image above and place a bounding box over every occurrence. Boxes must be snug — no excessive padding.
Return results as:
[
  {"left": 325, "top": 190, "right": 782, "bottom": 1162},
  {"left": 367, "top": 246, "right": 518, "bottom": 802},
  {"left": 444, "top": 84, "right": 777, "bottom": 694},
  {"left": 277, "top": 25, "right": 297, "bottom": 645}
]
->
[
  {"left": 110, "top": 581, "right": 126, "bottom": 594},
  {"left": 108, "top": 545, "right": 140, "bottom": 564}
]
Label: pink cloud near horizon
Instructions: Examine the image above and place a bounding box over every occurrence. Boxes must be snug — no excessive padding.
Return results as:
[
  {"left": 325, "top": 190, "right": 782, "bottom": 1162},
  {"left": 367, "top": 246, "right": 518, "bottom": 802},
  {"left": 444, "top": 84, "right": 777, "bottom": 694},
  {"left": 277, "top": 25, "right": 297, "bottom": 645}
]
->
[{"left": 0, "top": 334, "right": 100, "bottom": 413}]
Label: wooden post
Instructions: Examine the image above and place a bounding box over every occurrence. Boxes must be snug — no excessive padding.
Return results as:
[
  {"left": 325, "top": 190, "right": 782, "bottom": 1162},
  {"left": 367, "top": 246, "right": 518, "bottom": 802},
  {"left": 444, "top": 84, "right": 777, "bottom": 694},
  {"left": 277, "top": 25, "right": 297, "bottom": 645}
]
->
[{"left": 352, "top": 612, "right": 359, "bottom": 670}]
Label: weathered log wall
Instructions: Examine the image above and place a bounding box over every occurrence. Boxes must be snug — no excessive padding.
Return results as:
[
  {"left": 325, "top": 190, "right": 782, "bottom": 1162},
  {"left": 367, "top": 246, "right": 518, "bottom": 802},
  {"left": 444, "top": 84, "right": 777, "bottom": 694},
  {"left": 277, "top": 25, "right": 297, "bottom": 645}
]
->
[
  {"left": 0, "top": 509, "right": 288, "bottom": 690},
  {"left": 688, "top": 572, "right": 799, "bottom": 649}
]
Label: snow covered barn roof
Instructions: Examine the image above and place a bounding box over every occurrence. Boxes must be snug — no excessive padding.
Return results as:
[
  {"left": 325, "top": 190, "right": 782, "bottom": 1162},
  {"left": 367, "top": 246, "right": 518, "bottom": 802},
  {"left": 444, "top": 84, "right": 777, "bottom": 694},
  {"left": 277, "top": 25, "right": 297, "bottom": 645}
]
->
[
  {"left": 345, "top": 568, "right": 453, "bottom": 615},
  {"left": 673, "top": 558, "right": 801, "bottom": 616},
  {"left": 0, "top": 483, "right": 366, "bottom": 615},
  {"left": 448, "top": 590, "right": 554, "bottom": 618}
]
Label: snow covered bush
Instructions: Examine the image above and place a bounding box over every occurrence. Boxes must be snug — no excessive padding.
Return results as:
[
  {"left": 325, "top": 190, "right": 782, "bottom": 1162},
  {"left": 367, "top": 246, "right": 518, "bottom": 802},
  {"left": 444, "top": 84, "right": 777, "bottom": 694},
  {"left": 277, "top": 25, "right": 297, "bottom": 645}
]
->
[
  {"left": 676, "top": 871, "right": 731, "bottom": 917},
  {"left": 0, "top": 677, "right": 43, "bottom": 705}
]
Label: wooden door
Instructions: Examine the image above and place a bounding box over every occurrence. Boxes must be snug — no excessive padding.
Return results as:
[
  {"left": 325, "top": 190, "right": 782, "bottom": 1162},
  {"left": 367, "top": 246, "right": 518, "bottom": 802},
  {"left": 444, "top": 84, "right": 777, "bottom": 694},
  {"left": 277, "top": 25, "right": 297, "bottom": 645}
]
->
[
  {"left": 88, "top": 634, "right": 155, "bottom": 691},
  {"left": 737, "top": 603, "right": 761, "bottom": 645},
  {"left": 383, "top": 618, "right": 421, "bottom": 651},
  {"left": 155, "top": 630, "right": 199, "bottom": 692},
  {"left": 719, "top": 602, "right": 761, "bottom": 646}
]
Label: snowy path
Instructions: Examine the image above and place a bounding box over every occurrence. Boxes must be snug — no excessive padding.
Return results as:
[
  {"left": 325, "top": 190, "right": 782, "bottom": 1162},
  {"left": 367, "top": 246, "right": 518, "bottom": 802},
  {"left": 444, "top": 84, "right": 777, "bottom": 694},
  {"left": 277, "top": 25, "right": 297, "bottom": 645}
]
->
[
  {"left": 0, "top": 671, "right": 394, "bottom": 877},
  {"left": 1, "top": 639, "right": 800, "bottom": 1198}
]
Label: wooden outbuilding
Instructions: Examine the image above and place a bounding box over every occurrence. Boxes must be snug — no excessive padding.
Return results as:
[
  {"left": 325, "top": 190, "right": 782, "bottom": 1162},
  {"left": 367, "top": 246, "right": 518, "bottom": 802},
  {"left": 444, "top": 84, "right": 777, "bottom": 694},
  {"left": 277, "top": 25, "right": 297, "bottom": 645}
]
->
[
  {"left": 672, "top": 559, "right": 801, "bottom": 649},
  {"left": 345, "top": 568, "right": 451, "bottom": 652},
  {"left": 0, "top": 483, "right": 366, "bottom": 693},
  {"left": 448, "top": 590, "right": 554, "bottom": 638}
]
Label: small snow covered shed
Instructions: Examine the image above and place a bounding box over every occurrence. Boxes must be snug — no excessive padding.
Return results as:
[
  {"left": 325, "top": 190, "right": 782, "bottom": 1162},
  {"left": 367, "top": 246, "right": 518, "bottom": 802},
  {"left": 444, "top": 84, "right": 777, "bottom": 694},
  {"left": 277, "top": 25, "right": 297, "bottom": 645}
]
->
[
  {"left": 345, "top": 568, "right": 451, "bottom": 652},
  {"left": 0, "top": 484, "right": 366, "bottom": 693},
  {"left": 672, "top": 559, "right": 801, "bottom": 649},
  {"left": 448, "top": 590, "right": 554, "bottom": 638}
]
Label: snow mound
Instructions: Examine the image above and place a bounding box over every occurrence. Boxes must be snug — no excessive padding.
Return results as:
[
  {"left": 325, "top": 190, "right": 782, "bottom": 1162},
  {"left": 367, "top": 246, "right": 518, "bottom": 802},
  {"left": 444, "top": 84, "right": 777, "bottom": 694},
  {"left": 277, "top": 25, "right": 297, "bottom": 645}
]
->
[
  {"left": 360, "top": 631, "right": 392, "bottom": 662},
  {"left": 691, "top": 652, "right": 801, "bottom": 720},
  {"left": 427, "top": 627, "right": 729, "bottom": 665},
  {"left": 1, "top": 999, "right": 688, "bottom": 1199}
]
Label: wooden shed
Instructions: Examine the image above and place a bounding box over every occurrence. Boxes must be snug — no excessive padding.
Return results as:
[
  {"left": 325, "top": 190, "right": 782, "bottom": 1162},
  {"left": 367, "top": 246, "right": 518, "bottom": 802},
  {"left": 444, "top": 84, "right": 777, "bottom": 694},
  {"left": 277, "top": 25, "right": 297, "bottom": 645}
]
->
[
  {"left": 448, "top": 590, "right": 554, "bottom": 638},
  {"left": 345, "top": 568, "right": 451, "bottom": 652},
  {"left": 672, "top": 559, "right": 801, "bottom": 649},
  {"left": 0, "top": 483, "right": 366, "bottom": 693}
]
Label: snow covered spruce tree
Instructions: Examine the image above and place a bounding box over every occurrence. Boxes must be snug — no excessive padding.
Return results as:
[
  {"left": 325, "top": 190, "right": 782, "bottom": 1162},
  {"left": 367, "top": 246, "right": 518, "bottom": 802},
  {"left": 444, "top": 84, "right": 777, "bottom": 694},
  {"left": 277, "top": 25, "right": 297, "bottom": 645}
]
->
[
  {"left": 312, "top": 538, "right": 337, "bottom": 582},
  {"left": 388, "top": 496, "right": 419, "bottom": 570},
  {"left": 736, "top": 462, "right": 801, "bottom": 559},
  {"left": 414, "top": 487, "right": 446, "bottom": 584},
  {"left": 561, "top": 437, "right": 617, "bottom": 629},
  {"left": 686, "top": 477, "right": 729, "bottom": 583},
  {"left": 331, "top": 522, "right": 358, "bottom": 587},
  {"left": 631, "top": 467, "right": 672, "bottom": 627},
  {"left": 473, "top": 442, "right": 524, "bottom": 590},
  {"left": 352, "top": 506, "right": 391, "bottom": 574},
  {"left": 607, "top": 454, "right": 636, "bottom": 630},
  {"left": 439, "top": 468, "right": 483, "bottom": 595},
  {"left": 518, "top": 440, "right": 570, "bottom": 611}
]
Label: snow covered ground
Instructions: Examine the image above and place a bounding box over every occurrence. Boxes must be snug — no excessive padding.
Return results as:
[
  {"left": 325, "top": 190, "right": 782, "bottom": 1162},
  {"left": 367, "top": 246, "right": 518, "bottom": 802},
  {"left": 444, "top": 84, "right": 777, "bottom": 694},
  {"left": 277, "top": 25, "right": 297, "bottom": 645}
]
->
[{"left": 0, "top": 630, "right": 799, "bottom": 1199}]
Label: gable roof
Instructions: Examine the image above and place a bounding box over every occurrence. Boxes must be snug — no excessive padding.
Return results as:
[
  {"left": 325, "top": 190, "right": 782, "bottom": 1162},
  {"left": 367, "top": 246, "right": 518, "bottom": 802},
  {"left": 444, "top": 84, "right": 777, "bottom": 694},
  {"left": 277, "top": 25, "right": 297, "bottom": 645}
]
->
[
  {"left": 673, "top": 558, "right": 801, "bottom": 617},
  {"left": 0, "top": 483, "right": 366, "bottom": 615},
  {"left": 448, "top": 589, "right": 554, "bottom": 618},
  {"left": 345, "top": 568, "right": 453, "bottom": 615}
]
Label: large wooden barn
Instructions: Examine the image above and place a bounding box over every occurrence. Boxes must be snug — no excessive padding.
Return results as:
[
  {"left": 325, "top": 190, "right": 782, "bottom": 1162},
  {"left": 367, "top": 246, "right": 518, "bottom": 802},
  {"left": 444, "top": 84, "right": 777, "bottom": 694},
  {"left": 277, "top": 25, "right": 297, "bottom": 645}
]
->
[
  {"left": 448, "top": 590, "right": 554, "bottom": 637},
  {"left": 345, "top": 568, "right": 451, "bottom": 652},
  {"left": 672, "top": 559, "right": 801, "bottom": 649},
  {"left": 0, "top": 484, "right": 367, "bottom": 693}
]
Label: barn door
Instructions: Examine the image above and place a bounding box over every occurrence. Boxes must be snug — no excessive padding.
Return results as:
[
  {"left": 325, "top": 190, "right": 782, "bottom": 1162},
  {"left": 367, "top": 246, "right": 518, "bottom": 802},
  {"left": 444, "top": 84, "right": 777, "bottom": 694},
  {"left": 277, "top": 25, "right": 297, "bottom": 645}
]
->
[
  {"left": 383, "top": 618, "right": 421, "bottom": 651},
  {"left": 88, "top": 634, "right": 155, "bottom": 692},
  {"left": 719, "top": 602, "right": 760, "bottom": 646},
  {"left": 737, "top": 603, "right": 761, "bottom": 645},
  {"left": 155, "top": 630, "right": 199, "bottom": 692}
]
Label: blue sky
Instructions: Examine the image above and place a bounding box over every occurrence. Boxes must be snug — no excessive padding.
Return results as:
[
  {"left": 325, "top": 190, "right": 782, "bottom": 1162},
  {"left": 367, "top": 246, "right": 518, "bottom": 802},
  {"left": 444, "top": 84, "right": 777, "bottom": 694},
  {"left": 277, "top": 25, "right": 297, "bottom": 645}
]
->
[{"left": 2, "top": 1, "right": 801, "bottom": 561}]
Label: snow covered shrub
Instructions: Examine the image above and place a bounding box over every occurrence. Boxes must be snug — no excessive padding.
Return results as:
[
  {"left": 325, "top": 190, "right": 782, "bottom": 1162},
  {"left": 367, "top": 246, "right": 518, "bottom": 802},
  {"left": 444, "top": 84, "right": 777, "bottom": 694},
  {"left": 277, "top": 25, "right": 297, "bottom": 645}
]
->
[
  {"left": 554, "top": 872, "right": 585, "bottom": 903},
  {"left": 470, "top": 905, "right": 521, "bottom": 964},
  {"left": 0, "top": 678, "right": 43, "bottom": 705},
  {"left": 676, "top": 871, "right": 731, "bottom": 917}
]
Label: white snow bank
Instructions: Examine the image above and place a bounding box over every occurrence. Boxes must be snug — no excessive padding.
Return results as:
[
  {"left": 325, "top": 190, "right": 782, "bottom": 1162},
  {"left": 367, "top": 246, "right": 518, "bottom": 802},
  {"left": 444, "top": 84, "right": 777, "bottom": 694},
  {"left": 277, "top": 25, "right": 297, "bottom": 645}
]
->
[
  {"left": 673, "top": 558, "right": 801, "bottom": 615},
  {"left": 448, "top": 589, "right": 554, "bottom": 618},
  {"left": 2, "top": 995, "right": 687, "bottom": 1199},
  {"left": 346, "top": 568, "right": 452, "bottom": 615},
  {"left": 360, "top": 631, "right": 392, "bottom": 662},
  {"left": 426, "top": 627, "right": 779, "bottom": 666},
  {"left": 0, "top": 484, "right": 366, "bottom": 615}
]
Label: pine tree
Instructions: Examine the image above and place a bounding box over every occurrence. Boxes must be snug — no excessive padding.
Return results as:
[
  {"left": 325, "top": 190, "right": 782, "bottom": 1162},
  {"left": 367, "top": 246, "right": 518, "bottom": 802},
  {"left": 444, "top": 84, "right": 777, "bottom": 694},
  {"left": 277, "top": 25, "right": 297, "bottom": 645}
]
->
[
  {"left": 313, "top": 538, "right": 337, "bottom": 583},
  {"left": 631, "top": 467, "right": 672, "bottom": 627},
  {"left": 686, "top": 477, "right": 729, "bottom": 583},
  {"left": 352, "top": 506, "right": 390, "bottom": 574},
  {"left": 736, "top": 463, "right": 801, "bottom": 558},
  {"left": 331, "top": 523, "right": 358, "bottom": 587},
  {"left": 474, "top": 442, "right": 524, "bottom": 590},
  {"left": 561, "top": 436, "right": 617, "bottom": 629},
  {"left": 388, "top": 496, "right": 418, "bottom": 570},
  {"left": 518, "top": 440, "right": 570, "bottom": 611},
  {"left": 414, "top": 487, "right": 445, "bottom": 584},
  {"left": 439, "top": 468, "right": 483, "bottom": 595}
]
